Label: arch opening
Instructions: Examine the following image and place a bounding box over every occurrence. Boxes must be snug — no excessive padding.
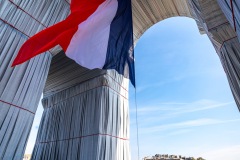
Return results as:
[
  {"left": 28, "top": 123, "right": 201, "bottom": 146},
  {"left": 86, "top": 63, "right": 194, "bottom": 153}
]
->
[{"left": 130, "top": 17, "right": 240, "bottom": 160}]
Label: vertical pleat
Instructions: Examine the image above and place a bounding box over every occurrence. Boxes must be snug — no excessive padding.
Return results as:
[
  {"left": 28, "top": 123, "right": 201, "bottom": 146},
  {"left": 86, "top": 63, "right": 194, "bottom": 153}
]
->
[
  {"left": 189, "top": 0, "right": 240, "bottom": 111},
  {"left": 217, "top": 0, "right": 240, "bottom": 42},
  {"left": 0, "top": 0, "right": 69, "bottom": 159},
  {"left": 32, "top": 71, "right": 130, "bottom": 160},
  {"left": 219, "top": 38, "right": 240, "bottom": 108}
]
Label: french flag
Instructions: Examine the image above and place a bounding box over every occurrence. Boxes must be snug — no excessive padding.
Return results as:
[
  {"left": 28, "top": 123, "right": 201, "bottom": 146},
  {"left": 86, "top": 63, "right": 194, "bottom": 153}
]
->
[{"left": 12, "top": 0, "right": 135, "bottom": 86}]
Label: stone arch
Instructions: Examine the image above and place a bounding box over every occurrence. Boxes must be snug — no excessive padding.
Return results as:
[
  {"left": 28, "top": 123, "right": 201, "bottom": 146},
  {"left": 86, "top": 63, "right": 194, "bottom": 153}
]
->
[
  {"left": 132, "top": 0, "right": 194, "bottom": 43},
  {"left": 131, "top": 0, "right": 240, "bottom": 112}
]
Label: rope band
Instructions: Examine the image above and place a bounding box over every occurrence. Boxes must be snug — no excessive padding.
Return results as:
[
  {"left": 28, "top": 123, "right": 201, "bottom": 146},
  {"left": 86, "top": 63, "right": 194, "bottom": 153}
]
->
[
  {"left": 38, "top": 133, "right": 128, "bottom": 144},
  {"left": 220, "top": 36, "right": 237, "bottom": 50},
  {"left": 230, "top": 0, "right": 237, "bottom": 31},
  {"left": 0, "top": 99, "right": 35, "bottom": 114}
]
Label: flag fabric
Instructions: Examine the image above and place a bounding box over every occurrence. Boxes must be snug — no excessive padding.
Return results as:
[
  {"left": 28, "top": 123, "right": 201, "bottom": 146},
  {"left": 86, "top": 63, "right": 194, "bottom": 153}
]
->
[{"left": 12, "top": 0, "right": 135, "bottom": 86}]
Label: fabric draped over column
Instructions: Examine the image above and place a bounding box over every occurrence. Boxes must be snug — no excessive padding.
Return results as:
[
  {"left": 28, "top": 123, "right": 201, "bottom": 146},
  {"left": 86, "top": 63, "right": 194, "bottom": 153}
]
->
[
  {"left": 216, "top": 1, "right": 240, "bottom": 107},
  {"left": 219, "top": 37, "right": 240, "bottom": 107},
  {"left": 188, "top": 0, "right": 240, "bottom": 111},
  {"left": 0, "top": 0, "right": 69, "bottom": 159},
  {"left": 31, "top": 69, "right": 130, "bottom": 160},
  {"left": 217, "top": 0, "right": 240, "bottom": 41}
]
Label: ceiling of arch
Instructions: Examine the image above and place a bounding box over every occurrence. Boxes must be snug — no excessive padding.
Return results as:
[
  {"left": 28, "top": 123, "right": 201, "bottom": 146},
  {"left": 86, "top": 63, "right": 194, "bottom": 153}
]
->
[{"left": 132, "top": 0, "right": 193, "bottom": 43}]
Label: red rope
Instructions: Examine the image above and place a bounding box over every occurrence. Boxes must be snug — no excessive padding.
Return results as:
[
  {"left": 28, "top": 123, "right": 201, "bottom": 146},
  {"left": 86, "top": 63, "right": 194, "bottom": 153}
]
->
[
  {"left": 8, "top": 0, "right": 48, "bottom": 28},
  {"left": 38, "top": 133, "right": 128, "bottom": 144},
  {"left": 208, "top": 21, "right": 229, "bottom": 31},
  {"left": 230, "top": 0, "right": 237, "bottom": 31},
  {"left": 106, "top": 74, "right": 128, "bottom": 92},
  {"left": 0, "top": 18, "right": 30, "bottom": 37},
  {"left": 0, "top": 18, "right": 54, "bottom": 55},
  {"left": 6, "top": 0, "right": 71, "bottom": 56},
  {"left": 0, "top": 99, "right": 35, "bottom": 114},
  {"left": 47, "top": 84, "right": 128, "bottom": 108},
  {"left": 8, "top": 0, "right": 70, "bottom": 27},
  {"left": 64, "top": 0, "right": 70, "bottom": 5},
  {"left": 220, "top": 36, "right": 237, "bottom": 50},
  {"left": 106, "top": 84, "right": 128, "bottom": 100}
]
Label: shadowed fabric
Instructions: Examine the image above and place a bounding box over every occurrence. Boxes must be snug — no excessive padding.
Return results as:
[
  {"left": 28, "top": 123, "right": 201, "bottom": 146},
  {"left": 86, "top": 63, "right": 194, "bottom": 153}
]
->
[
  {"left": 189, "top": 0, "right": 240, "bottom": 111},
  {"left": 0, "top": 0, "right": 69, "bottom": 159},
  {"left": 31, "top": 70, "right": 130, "bottom": 160},
  {"left": 219, "top": 38, "right": 240, "bottom": 108},
  {"left": 217, "top": 0, "right": 240, "bottom": 42}
]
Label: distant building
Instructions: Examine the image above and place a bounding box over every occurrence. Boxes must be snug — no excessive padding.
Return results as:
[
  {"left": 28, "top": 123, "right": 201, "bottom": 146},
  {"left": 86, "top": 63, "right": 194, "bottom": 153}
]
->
[
  {"left": 23, "top": 154, "right": 31, "bottom": 160},
  {"left": 143, "top": 154, "right": 205, "bottom": 160}
]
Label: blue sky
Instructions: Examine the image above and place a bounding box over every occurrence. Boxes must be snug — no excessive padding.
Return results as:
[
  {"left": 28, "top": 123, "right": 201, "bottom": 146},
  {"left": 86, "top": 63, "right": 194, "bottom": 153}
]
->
[
  {"left": 26, "top": 17, "right": 240, "bottom": 160},
  {"left": 129, "top": 17, "right": 240, "bottom": 160}
]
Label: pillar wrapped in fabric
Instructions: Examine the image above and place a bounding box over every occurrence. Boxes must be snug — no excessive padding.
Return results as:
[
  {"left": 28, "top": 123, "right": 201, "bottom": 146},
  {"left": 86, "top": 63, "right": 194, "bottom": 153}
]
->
[
  {"left": 217, "top": 0, "right": 240, "bottom": 41},
  {"left": 217, "top": 1, "right": 240, "bottom": 104},
  {"left": 218, "top": 37, "right": 240, "bottom": 108},
  {"left": 188, "top": 0, "right": 240, "bottom": 111},
  {"left": 31, "top": 52, "right": 130, "bottom": 160},
  {"left": 0, "top": 34, "right": 51, "bottom": 159},
  {"left": 0, "top": 0, "right": 69, "bottom": 159}
]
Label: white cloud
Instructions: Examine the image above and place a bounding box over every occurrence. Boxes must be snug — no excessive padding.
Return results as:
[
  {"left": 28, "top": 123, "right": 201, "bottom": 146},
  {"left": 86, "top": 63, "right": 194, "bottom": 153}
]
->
[
  {"left": 140, "top": 118, "right": 240, "bottom": 134},
  {"left": 170, "top": 101, "right": 234, "bottom": 115},
  {"left": 130, "top": 100, "right": 235, "bottom": 128},
  {"left": 136, "top": 76, "right": 186, "bottom": 93},
  {"left": 134, "top": 100, "right": 233, "bottom": 114},
  {"left": 168, "top": 129, "right": 193, "bottom": 136},
  {"left": 202, "top": 145, "right": 240, "bottom": 160},
  {"left": 130, "top": 100, "right": 234, "bottom": 126}
]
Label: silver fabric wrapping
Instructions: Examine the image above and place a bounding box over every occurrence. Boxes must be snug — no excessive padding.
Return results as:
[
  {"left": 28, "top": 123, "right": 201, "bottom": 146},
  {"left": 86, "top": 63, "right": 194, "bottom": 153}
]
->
[
  {"left": 188, "top": 0, "right": 240, "bottom": 111},
  {"left": 217, "top": 0, "right": 240, "bottom": 106},
  {"left": 217, "top": 0, "right": 240, "bottom": 41},
  {"left": 0, "top": 0, "right": 69, "bottom": 159},
  {"left": 43, "top": 51, "right": 107, "bottom": 97},
  {"left": 219, "top": 37, "right": 240, "bottom": 108},
  {"left": 32, "top": 70, "right": 130, "bottom": 160}
]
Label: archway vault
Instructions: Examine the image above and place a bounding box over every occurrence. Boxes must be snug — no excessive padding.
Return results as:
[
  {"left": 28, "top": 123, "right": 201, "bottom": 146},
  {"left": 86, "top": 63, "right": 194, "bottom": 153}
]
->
[{"left": 132, "top": 0, "right": 193, "bottom": 43}]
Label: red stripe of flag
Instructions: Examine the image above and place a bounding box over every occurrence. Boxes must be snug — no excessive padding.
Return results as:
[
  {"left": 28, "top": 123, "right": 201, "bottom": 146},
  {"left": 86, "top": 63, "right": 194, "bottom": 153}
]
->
[{"left": 12, "top": 0, "right": 105, "bottom": 67}]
